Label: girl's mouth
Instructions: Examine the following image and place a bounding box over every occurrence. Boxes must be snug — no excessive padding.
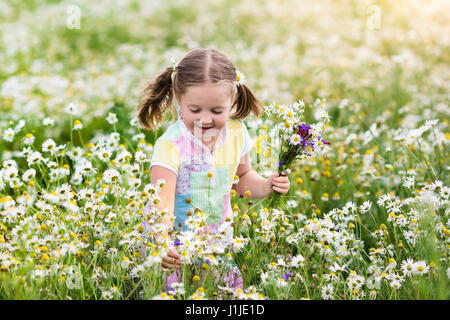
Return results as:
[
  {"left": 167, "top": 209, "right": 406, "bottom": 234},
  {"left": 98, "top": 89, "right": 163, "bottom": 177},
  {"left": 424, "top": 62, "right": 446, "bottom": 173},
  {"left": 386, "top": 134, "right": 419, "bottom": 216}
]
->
[
  {"left": 193, "top": 125, "right": 214, "bottom": 134},
  {"left": 196, "top": 125, "right": 213, "bottom": 131}
]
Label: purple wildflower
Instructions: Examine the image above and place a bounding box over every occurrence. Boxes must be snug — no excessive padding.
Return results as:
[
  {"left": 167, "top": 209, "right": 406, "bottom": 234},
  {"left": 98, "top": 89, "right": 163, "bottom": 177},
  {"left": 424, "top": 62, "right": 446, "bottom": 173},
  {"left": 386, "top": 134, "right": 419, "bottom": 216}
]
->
[
  {"left": 174, "top": 240, "right": 182, "bottom": 247},
  {"left": 282, "top": 270, "right": 293, "bottom": 281}
]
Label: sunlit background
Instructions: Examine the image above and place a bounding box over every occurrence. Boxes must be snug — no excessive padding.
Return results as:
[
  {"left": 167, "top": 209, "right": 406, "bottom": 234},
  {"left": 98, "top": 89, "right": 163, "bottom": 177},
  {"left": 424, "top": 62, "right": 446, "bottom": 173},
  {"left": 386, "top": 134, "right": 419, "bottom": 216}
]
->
[
  {"left": 0, "top": 0, "right": 448, "bottom": 300},
  {"left": 1, "top": 0, "right": 449, "bottom": 134}
]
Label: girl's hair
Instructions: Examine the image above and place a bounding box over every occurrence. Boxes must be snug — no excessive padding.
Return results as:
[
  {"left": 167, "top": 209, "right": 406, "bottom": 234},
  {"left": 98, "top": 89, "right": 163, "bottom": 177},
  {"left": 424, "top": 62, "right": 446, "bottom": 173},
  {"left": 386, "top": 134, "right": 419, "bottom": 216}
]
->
[{"left": 137, "top": 48, "right": 264, "bottom": 130}]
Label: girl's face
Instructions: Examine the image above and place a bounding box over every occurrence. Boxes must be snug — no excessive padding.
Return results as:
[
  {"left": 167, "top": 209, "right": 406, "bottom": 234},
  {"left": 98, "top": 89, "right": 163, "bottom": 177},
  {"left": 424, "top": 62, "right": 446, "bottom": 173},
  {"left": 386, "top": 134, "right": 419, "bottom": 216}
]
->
[{"left": 176, "top": 83, "right": 233, "bottom": 142}]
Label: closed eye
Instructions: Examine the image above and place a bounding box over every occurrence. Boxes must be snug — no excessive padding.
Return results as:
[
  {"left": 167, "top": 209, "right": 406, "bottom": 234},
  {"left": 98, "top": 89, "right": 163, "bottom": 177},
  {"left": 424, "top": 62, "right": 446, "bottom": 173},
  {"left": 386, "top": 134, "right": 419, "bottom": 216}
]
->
[{"left": 190, "top": 109, "right": 222, "bottom": 114}]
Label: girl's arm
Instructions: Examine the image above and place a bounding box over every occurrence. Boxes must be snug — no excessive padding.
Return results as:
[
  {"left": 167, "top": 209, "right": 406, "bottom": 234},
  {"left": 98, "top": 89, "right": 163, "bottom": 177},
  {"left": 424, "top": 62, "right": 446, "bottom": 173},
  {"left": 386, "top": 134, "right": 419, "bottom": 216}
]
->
[
  {"left": 232, "top": 153, "right": 290, "bottom": 198},
  {"left": 150, "top": 165, "right": 177, "bottom": 233},
  {"left": 150, "top": 165, "right": 181, "bottom": 269}
]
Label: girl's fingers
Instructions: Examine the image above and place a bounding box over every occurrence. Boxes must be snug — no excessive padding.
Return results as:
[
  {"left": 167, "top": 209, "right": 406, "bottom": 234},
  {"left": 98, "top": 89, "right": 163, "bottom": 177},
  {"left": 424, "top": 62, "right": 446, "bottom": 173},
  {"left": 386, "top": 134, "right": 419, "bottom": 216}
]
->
[
  {"left": 272, "top": 186, "right": 288, "bottom": 194},
  {"left": 274, "top": 178, "right": 289, "bottom": 184},
  {"left": 272, "top": 178, "right": 290, "bottom": 192},
  {"left": 167, "top": 249, "right": 181, "bottom": 265},
  {"left": 273, "top": 174, "right": 289, "bottom": 183},
  {"left": 166, "top": 256, "right": 180, "bottom": 264},
  {"left": 273, "top": 184, "right": 289, "bottom": 191},
  {"left": 273, "top": 180, "right": 290, "bottom": 187},
  {"left": 162, "top": 256, "right": 180, "bottom": 269},
  {"left": 168, "top": 252, "right": 180, "bottom": 259}
]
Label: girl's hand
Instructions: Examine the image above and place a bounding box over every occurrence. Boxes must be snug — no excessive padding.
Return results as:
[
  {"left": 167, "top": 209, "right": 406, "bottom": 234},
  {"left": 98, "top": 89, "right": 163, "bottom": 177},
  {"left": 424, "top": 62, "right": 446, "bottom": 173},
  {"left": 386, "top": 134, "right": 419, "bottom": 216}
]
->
[
  {"left": 267, "top": 169, "right": 291, "bottom": 195},
  {"left": 162, "top": 248, "right": 181, "bottom": 270}
]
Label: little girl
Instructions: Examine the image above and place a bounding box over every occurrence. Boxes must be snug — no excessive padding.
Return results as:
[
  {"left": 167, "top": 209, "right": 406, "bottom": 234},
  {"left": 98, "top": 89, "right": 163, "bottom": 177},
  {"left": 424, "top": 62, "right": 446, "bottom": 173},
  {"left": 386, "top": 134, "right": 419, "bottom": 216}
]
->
[{"left": 137, "top": 48, "right": 290, "bottom": 288}]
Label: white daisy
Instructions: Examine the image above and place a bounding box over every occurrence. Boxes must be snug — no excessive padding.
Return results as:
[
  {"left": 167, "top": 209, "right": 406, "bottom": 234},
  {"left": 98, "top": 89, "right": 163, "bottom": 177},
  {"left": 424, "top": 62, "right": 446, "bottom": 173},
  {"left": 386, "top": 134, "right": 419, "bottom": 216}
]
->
[
  {"left": 120, "top": 257, "right": 132, "bottom": 269},
  {"left": 402, "top": 176, "right": 415, "bottom": 189},
  {"left": 106, "top": 112, "right": 118, "bottom": 125},
  {"left": 359, "top": 200, "right": 372, "bottom": 214},
  {"left": 22, "top": 169, "right": 36, "bottom": 182},
  {"left": 132, "top": 133, "right": 145, "bottom": 142},
  {"left": 286, "top": 200, "right": 298, "bottom": 208},
  {"left": 14, "top": 120, "right": 25, "bottom": 133},
  {"left": 2, "top": 128, "right": 15, "bottom": 142},
  {"left": 23, "top": 133, "right": 35, "bottom": 145},
  {"left": 71, "top": 173, "right": 83, "bottom": 185},
  {"left": 324, "top": 272, "right": 338, "bottom": 282},
  {"left": 3, "top": 166, "right": 18, "bottom": 181},
  {"left": 424, "top": 119, "right": 439, "bottom": 127},
  {"left": 289, "top": 134, "right": 302, "bottom": 146},
  {"left": 67, "top": 147, "right": 85, "bottom": 161},
  {"left": 321, "top": 284, "right": 334, "bottom": 300},
  {"left": 276, "top": 278, "right": 288, "bottom": 288},
  {"left": 413, "top": 261, "right": 429, "bottom": 275},
  {"left": 130, "top": 117, "right": 139, "bottom": 127},
  {"left": 401, "top": 258, "right": 415, "bottom": 276},
  {"left": 390, "top": 280, "right": 402, "bottom": 289},
  {"left": 156, "top": 179, "right": 166, "bottom": 189},
  {"left": 42, "top": 117, "right": 55, "bottom": 126},
  {"left": 128, "top": 177, "right": 141, "bottom": 189},
  {"left": 143, "top": 251, "right": 162, "bottom": 267},
  {"left": 115, "top": 150, "right": 132, "bottom": 164},
  {"left": 76, "top": 159, "right": 96, "bottom": 176},
  {"left": 95, "top": 147, "right": 112, "bottom": 162},
  {"left": 65, "top": 102, "right": 80, "bottom": 115},
  {"left": 232, "top": 236, "right": 248, "bottom": 253},
  {"left": 290, "top": 254, "right": 305, "bottom": 267},
  {"left": 26, "top": 151, "right": 43, "bottom": 166},
  {"left": 42, "top": 138, "right": 57, "bottom": 153},
  {"left": 235, "top": 70, "right": 245, "bottom": 86},
  {"left": 103, "top": 168, "right": 121, "bottom": 184},
  {"left": 102, "top": 290, "right": 113, "bottom": 300},
  {"left": 73, "top": 120, "right": 83, "bottom": 130},
  {"left": 440, "top": 186, "right": 449, "bottom": 200}
]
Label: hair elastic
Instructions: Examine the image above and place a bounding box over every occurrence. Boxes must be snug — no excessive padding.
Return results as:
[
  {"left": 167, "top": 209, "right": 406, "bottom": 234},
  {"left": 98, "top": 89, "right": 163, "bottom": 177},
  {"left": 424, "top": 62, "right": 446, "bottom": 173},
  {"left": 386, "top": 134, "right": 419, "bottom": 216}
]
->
[{"left": 170, "top": 58, "right": 179, "bottom": 83}]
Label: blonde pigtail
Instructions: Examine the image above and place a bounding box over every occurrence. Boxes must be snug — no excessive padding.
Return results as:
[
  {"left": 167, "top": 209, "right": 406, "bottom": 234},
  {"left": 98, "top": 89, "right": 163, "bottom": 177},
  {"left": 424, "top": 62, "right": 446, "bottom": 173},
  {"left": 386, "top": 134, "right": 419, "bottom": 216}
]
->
[
  {"left": 137, "top": 67, "right": 175, "bottom": 130},
  {"left": 231, "top": 83, "right": 264, "bottom": 120}
]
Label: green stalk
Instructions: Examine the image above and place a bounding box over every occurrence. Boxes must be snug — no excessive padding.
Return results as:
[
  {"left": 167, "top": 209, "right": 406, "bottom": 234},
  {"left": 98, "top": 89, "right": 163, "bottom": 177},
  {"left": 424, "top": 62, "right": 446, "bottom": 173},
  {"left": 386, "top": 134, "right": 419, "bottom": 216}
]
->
[{"left": 77, "top": 130, "right": 85, "bottom": 148}]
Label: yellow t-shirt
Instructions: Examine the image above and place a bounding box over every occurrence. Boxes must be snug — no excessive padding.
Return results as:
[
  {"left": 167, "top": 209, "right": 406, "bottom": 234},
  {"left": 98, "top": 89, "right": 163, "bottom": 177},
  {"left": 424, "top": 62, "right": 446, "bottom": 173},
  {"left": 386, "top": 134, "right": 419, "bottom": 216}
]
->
[{"left": 149, "top": 118, "right": 251, "bottom": 231}]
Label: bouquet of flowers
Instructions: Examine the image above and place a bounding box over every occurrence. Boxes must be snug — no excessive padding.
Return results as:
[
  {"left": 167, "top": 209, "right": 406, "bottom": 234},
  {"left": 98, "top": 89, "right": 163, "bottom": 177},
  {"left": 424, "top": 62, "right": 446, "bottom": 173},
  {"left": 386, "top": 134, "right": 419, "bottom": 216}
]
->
[{"left": 261, "top": 99, "right": 331, "bottom": 208}]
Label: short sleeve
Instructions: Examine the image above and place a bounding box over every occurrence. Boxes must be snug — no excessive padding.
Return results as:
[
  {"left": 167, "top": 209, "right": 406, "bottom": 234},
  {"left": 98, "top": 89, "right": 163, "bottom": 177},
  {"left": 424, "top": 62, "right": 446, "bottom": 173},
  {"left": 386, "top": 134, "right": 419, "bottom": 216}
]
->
[
  {"left": 240, "top": 120, "right": 252, "bottom": 157},
  {"left": 150, "top": 139, "right": 180, "bottom": 175}
]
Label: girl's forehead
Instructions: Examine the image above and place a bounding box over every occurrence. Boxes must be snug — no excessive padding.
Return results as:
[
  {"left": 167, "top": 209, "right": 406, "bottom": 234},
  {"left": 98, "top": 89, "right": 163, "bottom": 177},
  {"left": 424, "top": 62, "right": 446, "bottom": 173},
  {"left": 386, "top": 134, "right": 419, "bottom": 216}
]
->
[{"left": 180, "top": 83, "right": 233, "bottom": 106}]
